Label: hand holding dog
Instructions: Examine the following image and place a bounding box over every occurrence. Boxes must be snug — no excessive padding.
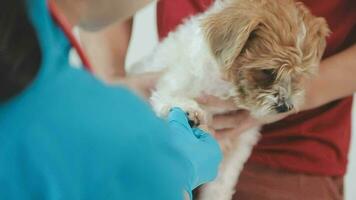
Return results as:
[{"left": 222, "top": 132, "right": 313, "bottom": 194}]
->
[
  {"left": 197, "top": 95, "right": 260, "bottom": 139},
  {"left": 197, "top": 95, "right": 290, "bottom": 139},
  {"left": 114, "top": 72, "right": 161, "bottom": 99}
]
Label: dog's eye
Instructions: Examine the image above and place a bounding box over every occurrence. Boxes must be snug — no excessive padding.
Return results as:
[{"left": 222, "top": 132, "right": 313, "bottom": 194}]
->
[
  {"left": 253, "top": 69, "right": 275, "bottom": 86},
  {"left": 262, "top": 69, "right": 274, "bottom": 76}
]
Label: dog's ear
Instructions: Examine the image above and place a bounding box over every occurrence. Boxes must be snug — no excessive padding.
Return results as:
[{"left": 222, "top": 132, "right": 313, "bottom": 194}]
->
[
  {"left": 296, "top": 3, "right": 330, "bottom": 64},
  {"left": 202, "top": 5, "right": 260, "bottom": 69}
]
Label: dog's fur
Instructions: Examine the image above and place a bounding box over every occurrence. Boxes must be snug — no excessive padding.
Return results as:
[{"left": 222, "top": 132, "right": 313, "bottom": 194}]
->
[{"left": 129, "top": 0, "right": 329, "bottom": 199}]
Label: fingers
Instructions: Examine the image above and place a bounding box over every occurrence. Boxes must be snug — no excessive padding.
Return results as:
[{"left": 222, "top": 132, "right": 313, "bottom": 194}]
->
[
  {"left": 197, "top": 124, "right": 216, "bottom": 136},
  {"left": 211, "top": 110, "right": 250, "bottom": 130},
  {"left": 192, "top": 128, "right": 209, "bottom": 139},
  {"left": 215, "top": 119, "right": 255, "bottom": 139},
  {"left": 113, "top": 72, "right": 163, "bottom": 99},
  {"left": 196, "top": 95, "right": 236, "bottom": 111},
  {"left": 131, "top": 72, "right": 162, "bottom": 98},
  {"left": 212, "top": 111, "right": 260, "bottom": 139},
  {"left": 168, "top": 107, "right": 191, "bottom": 130},
  {"left": 259, "top": 112, "right": 289, "bottom": 124},
  {"left": 198, "top": 124, "right": 210, "bottom": 133},
  {"left": 214, "top": 128, "right": 236, "bottom": 140},
  {"left": 137, "top": 72, "right": 163, "bottom": 88}
]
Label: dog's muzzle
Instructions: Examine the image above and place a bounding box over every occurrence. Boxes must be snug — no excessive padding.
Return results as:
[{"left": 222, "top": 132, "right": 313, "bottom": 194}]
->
[{"left": 275, "top": 102, "right": 293, "bottom": 113}]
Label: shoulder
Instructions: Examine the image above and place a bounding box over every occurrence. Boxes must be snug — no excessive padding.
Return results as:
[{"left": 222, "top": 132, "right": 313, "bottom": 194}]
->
[
  {"left": 2, "top": 62, "right": 170, "bottom": 148},
  {"left": 157, "top": 0, "right": 214, "bottom": 39},
  {"left": 0, "top": 65, "right": 182, "bottom": 198},
  {"left": 43, "top": 66, "right": 168, "bottom": 139}
]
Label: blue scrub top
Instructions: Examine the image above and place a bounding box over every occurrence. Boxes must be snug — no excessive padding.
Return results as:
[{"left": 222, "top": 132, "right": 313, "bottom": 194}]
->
[{"left": 0, "top": 0, "right": 194, "bottom": 199}]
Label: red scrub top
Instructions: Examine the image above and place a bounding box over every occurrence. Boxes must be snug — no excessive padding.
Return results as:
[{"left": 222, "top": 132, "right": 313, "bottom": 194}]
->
[{"left": 157, "top": 0, "right": 356, "bottom": 176}]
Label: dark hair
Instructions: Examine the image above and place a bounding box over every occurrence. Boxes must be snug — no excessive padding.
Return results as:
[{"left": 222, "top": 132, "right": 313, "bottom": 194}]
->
[{"left": 0, "top": 0, "right": 42, "bottom": 102}]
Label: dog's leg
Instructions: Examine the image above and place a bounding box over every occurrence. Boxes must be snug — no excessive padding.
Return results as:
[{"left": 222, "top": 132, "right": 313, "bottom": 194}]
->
[
  {"left": 151, "top": 90, "right": 208, "bottom": 126},
  {"left": 199, "top": 128, "right": 261, "bottom": 200}
]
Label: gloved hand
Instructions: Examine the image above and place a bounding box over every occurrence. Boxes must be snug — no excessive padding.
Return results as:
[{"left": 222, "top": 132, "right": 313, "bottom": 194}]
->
[{"left": 168, "top": 107, "right": 222, "bottom": 194}]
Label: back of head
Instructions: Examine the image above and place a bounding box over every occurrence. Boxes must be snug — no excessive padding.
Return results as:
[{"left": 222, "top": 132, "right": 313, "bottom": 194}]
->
[{"left": 0, "top": 0, "right": 42, "bottom": 102}]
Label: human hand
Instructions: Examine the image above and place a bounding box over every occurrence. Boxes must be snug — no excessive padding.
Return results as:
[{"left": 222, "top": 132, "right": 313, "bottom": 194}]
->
[
  {"left": 168, "top": 108, "right": 222, "bottom": 192},
  {"left": 114, "top": 72, "right": 162, "bottom": 99},
  {"left": 197, "top": 95, "right": 289, "bottom": 139},
  {"left": 196, "top": 95, "right": 259, "bottom": 139}
]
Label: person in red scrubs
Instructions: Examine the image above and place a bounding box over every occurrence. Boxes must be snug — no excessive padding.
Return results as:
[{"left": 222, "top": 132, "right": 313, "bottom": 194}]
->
[{"left": 80, "top": 0, "right": 356, "bottom": 199}]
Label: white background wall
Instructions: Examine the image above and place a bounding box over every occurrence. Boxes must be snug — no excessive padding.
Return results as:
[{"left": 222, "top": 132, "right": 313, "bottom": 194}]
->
[{"left": 126, "top": 2, "right": 355, "bottom": 199}]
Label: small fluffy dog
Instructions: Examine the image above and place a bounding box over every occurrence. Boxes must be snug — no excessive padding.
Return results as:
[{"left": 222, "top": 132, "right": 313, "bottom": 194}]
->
[{"left": 129, "top": 0, "right": 329, "bottom": 199}]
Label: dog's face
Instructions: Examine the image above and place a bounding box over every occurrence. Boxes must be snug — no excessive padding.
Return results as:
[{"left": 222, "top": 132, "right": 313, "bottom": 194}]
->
[{"left": 203, "top": 0, "right": 329, "bottom": 117}]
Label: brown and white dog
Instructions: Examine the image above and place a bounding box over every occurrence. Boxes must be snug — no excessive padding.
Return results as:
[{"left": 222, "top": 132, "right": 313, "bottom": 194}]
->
[{"left": 129, "top": 0, "right": 329, "bottom": 199}]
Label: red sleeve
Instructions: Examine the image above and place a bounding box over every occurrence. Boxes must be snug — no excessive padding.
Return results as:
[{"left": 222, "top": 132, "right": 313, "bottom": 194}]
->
[{"left": 157, "top": 0, "right": 213, "bottom": 40}]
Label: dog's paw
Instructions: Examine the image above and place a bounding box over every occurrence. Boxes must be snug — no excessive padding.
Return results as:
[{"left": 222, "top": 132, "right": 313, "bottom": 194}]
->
[
  {"left": 185, "top": 108, "right": 206, "bottom": 127},
  {"left": 181, "top": 106, "right": 208, "bottom": 127},
  {"left": 150, "top": 94, "right": 208, "bottom": 127},
  {"left": 186, "top": 110, "right": 200, "bottom": 127},
  {"left": 159, "top": 104, "right": 207, "bottom": 127}
]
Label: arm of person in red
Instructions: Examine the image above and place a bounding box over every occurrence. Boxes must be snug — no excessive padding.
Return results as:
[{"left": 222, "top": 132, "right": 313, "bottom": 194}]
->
[{"left": 198, "top": 44, "right": 356, "bottom": 137}]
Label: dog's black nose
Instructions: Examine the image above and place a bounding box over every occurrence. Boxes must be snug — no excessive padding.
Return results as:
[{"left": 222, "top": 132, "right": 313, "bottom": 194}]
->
[{"left": 275, "top": 103, "right": 291, "bottom": 113}]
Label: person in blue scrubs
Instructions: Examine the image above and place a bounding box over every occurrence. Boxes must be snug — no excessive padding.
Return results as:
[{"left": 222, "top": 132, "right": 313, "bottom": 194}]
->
[{"left": 0, "top": 0, "right": 222, "bottom": 199}]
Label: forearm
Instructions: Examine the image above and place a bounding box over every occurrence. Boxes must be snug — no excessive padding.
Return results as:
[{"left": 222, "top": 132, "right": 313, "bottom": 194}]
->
[
  {"left": 262, "top": 44, "right": 356, "bottom": 123},
  {"left": 79, "top": 18, "right": 133, "bottom": 82},
  {"left": 303, "top": 44, "right": 356, "bottom": 110},
  {"left": 199, "top": 45, "right": 356, "bottom": 129}
]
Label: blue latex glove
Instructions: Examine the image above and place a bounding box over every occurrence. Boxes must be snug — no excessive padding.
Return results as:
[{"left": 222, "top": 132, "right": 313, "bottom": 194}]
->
[{"left": 168, "top": 108, "right": 222, "bottom": 193}]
